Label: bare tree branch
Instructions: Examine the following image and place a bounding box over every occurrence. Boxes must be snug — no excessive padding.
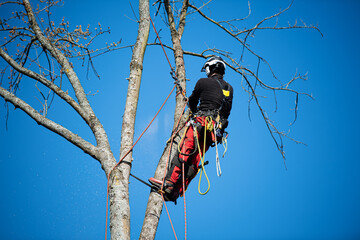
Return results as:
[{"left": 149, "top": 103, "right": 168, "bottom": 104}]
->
[
  {"left": 0, "top": 47, "right": 88, "bottom": 121},
  {"left": 23, "top": 0, "right": 90, "bottom": 110},
  {"left": 0, "top": 1, "right": 23, "bottom": 7},
  {"left": 0, "top": 85, "right": 98, "bottom": 159}
]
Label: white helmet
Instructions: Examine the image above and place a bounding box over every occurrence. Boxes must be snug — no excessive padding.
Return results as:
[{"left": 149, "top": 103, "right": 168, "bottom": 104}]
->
[{"left": 201, "top": 56, "right": 226, "bottom": 76}]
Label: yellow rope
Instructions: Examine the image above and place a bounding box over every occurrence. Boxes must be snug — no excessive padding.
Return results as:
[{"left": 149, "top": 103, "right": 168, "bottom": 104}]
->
[
  {"left": 177, "top": 116, "right": 214, "bottom": 195},
  {"left": 196, "top": 116, "right": 212, "bottom": 195},
  {"left": 178, "top": 123, "right": 190, "bottom": 154}
]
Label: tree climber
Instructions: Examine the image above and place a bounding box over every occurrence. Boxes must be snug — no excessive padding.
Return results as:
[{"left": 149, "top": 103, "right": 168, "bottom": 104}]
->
[{"left": 149, "top": 56, "right": 233, "bottom": 202}]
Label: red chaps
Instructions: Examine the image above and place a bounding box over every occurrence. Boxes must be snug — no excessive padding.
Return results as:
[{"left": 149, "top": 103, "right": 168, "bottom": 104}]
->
[{"left": 165, "top": 116, "right": 215, "bottom": 199}]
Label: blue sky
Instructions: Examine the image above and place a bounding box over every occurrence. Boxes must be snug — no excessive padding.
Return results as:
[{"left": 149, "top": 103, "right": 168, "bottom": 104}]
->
[{"left": 1, "top": 0, "right": 360, "bottom": 239}]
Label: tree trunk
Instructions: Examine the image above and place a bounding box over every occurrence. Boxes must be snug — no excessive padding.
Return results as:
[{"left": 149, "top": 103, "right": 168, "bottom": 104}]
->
[
  {"left": 109, "top": 0, "right": 150, "bottom": 239},
  {"left": 139, "top": 1, "right": 189, "bottom": 239}
]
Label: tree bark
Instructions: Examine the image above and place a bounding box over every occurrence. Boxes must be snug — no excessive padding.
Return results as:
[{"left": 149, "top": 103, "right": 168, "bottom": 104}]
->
[{"left": 109, "top": 0, "right": 150, "bottom": 239}]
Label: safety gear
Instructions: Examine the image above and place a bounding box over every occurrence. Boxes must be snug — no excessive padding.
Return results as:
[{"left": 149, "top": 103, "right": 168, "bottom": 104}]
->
[
  {"left": 148, "top": 177, "right": 163, "bottom": 189},
  {"left": 148, "top": 177, "right": 179, "bottom": 202},
  {"left": 160, "top": 116, "right": 214, "bottom": 202},
  {"left": 201, "top": 56, "right": 226, "bottom": 76}
]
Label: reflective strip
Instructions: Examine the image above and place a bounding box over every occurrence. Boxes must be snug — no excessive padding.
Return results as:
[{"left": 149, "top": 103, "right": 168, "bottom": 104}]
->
[{"left": 222, "top": 89, "right": 230, "bottom": 97}]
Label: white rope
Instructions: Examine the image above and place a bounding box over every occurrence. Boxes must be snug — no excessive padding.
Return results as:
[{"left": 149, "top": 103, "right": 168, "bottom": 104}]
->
[{"left": 214, "top": 126, "right": 222, "bottom": 176}]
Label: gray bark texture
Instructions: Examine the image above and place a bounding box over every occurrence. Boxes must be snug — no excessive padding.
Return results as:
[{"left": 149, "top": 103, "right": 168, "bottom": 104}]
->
[
  {"left": 110, "top": 0, "right": 150, "bottom": 239},
  {"left": 139, "top": 1, "right": 189, "bottom": 239}
]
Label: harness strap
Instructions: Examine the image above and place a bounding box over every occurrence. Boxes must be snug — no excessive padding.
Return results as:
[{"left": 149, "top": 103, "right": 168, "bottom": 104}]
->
[{"left": 210, "top": 75, "right": 230, "bottom": 115}]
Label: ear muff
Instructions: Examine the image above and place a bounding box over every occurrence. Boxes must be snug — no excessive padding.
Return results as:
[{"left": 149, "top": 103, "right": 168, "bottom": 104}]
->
[{"left": 205, "top": 65, "right": 210, "bottom": 76}]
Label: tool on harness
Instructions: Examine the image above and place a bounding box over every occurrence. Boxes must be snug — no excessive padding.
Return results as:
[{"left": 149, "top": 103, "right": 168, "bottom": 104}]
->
[{"left": 199, "top": 160, "right": 209, "bottom": 168}]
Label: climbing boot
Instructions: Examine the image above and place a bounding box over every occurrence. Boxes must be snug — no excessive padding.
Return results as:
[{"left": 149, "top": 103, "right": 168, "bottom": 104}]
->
[
  {"left": 148, "top": 177, "right": 164, "bottom": 192},
  {"left": 148, "top": 177, "right": 179, "bottom": 203},
  {"left": 162, "top": 181, "right": 177, "bottom": 201},
  {"left": 148, "top": 177, "right": 162, "bottom": 187}
]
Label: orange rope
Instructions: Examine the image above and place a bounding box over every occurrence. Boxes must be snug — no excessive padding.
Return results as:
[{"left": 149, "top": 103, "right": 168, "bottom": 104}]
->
[
  {"left": 182, "top": 162, "right": 187, "bottom": 240},
  {"left": 162, "top": 195, "right": 178, "bottom": 240},
  {"left": 150, "top": 16, "right": 174, "bottom": 73}
]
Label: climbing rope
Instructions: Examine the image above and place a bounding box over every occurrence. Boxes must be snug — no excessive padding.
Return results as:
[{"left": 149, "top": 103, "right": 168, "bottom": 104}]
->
[
  {"left": 222, "top": 134, "right": 228, "bottom": 158},
  {"left": 194, "top": 116, "right": 212, "bottom": 195},
  {"left": 162, "top": 195, "right": 179, "bottom": 240},
  {"left": 213, "top": 125, "right": 222, "bottom": 176},
  {"left": 182, "top": 162, "right": 187, "bottom": 240}
]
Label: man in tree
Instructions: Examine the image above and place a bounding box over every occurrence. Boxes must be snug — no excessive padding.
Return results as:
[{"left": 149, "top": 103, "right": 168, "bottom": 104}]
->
[{"left": 150, "top": 56, "right": 233, "bottom": 202}]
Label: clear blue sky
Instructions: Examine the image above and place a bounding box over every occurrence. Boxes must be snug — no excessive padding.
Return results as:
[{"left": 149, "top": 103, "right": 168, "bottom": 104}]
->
[{"left": 1, "top": 0, "right": 360, "bottom": 239}]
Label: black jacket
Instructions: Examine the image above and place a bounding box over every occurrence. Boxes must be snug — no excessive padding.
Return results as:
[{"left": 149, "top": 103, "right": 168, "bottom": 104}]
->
[{"left": 188, "top": 74, "right": 233, "bottom": 119}]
